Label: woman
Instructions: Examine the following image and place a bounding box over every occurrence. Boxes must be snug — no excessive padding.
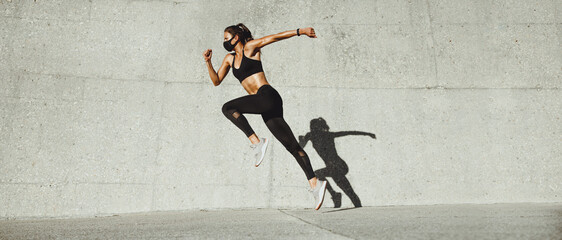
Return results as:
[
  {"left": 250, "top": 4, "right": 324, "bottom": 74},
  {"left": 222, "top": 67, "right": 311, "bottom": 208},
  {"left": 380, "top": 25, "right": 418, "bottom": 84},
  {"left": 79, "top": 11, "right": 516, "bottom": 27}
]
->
[{"left": 202, "top": 23, "right": 327, "bottom": 210}]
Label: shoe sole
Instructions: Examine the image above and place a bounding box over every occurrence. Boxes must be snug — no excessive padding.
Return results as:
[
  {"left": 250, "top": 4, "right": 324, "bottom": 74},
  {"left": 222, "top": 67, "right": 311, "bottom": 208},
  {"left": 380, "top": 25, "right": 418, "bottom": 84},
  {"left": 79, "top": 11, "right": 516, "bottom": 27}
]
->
[
  {"left": 315, "top": 181, "right": 328, "bottom": 210},
  {"left": 255, "top": 138, "right": 268, "bottom": 167}
]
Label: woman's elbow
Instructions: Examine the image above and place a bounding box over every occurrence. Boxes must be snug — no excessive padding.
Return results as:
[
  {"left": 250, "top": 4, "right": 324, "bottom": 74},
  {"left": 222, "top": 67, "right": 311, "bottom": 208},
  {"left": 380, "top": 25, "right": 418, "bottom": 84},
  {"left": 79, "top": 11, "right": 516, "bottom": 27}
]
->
[{"left": 213, "top": 78, "right": 222, "bottom": 86}]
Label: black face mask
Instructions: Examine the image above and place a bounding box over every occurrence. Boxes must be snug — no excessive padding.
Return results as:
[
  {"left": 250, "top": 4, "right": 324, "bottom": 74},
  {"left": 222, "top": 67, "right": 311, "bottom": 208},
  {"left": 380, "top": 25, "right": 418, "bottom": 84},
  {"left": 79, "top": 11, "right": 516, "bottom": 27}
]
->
[{"left": 223, "top": 36, "right": 240, "bottom": 52}]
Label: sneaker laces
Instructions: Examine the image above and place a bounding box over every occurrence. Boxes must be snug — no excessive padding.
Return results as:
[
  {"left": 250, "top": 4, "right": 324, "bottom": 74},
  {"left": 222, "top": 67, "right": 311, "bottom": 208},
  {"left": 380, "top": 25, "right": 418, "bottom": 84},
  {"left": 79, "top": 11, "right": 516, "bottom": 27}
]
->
[
  {"left": 309, "top": 180, "right": 324, "bottom": 193},
  {"left": 250, "top": 142, "right": 259, "bottom": 150},
  {"left": 308, "top": 184, "right": 318, "bottom": 193}
]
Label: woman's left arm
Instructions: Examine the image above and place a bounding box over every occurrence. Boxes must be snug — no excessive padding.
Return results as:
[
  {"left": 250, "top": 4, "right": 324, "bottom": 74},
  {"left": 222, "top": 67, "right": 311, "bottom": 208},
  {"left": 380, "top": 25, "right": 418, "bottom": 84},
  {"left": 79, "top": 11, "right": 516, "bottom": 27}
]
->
[{"left": 247, "top": 27, "right": 317, "bottom": 50}]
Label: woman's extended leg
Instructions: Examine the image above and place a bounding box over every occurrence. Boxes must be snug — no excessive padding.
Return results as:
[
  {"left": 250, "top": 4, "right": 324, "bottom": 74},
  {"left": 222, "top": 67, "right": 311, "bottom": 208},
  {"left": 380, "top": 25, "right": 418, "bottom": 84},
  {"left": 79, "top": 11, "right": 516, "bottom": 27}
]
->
[{"left": 264, "top": 116, "right": 318, "bottom": 187}]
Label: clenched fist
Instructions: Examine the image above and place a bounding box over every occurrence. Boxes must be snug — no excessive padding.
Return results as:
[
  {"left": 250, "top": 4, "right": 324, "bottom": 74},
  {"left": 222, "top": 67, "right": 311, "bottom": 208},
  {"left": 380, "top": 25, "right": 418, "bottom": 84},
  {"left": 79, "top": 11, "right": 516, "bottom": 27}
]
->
[
  {"left": 203, "top": 49, "right": 212, "bottom": 62},
  {"left": 300, "top": 27, "right": 317, "bottom": 38}
]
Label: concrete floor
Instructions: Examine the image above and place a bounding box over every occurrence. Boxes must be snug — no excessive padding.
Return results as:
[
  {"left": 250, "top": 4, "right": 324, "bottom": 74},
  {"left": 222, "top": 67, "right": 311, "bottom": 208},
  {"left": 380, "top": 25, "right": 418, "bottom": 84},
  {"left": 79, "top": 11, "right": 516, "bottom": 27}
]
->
[{"left": 1, "top": 203, "right": 561, "bottom": 239}]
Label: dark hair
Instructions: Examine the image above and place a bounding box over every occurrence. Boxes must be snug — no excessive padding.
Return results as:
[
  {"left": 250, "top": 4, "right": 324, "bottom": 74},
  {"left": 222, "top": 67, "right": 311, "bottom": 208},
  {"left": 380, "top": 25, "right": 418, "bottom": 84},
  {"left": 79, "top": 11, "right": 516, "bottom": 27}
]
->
[{"left": 224, "top": 23, "right": 254, "bottom": 45}]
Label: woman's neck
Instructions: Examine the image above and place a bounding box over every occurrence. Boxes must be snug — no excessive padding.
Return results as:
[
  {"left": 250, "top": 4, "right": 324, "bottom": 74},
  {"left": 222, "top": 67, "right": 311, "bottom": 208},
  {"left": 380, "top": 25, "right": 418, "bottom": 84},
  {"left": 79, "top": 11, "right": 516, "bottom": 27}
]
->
[{"left": 234, "top": 43, "right": 244, "bottom": 55}]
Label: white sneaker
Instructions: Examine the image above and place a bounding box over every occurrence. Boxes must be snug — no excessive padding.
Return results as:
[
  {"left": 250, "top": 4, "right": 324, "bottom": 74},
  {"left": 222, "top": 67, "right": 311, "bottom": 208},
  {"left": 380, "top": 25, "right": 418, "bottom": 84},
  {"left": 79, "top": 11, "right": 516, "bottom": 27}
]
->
[
  {"left": 309, "top": 180, "right": 327, "bottom": 210},
  {"left": 250, "top": 137, "right": 268, "bottom": 167}
]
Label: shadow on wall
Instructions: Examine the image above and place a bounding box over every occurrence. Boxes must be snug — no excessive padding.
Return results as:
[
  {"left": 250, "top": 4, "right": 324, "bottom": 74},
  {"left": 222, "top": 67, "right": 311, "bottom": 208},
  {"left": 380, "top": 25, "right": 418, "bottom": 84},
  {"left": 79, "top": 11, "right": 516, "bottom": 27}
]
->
[{"left": 298, "top": 117, "right": 376, "bottom": 208}]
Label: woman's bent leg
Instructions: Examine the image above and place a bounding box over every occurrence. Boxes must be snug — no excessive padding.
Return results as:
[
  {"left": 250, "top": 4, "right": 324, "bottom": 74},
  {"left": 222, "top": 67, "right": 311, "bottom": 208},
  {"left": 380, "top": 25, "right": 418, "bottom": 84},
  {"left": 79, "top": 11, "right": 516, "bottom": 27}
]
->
[
  {"left": 222, "top": 93, "right": 274, "bottom": 138},
  {"left": 264, "top": 117, "right": 316, "bottom": 180}
]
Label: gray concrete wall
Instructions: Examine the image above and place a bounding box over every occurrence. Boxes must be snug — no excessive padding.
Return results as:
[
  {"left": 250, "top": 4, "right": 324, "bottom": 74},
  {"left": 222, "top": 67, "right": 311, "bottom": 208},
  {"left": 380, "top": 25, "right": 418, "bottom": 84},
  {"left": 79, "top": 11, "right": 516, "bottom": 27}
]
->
[{"left": 0, "top": 0, "right": 560, "bottom": 219}]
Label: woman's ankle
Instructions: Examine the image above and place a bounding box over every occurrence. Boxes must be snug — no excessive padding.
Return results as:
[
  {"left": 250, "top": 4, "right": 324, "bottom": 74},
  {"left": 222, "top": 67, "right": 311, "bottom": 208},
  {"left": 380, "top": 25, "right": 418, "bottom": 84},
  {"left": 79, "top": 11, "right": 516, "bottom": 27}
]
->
[
  {"left": 308, "top": 177, "right": 318, "bottom": 188},
  {"left": 249, "top": 134, "right": 260, "bottom": 144}
]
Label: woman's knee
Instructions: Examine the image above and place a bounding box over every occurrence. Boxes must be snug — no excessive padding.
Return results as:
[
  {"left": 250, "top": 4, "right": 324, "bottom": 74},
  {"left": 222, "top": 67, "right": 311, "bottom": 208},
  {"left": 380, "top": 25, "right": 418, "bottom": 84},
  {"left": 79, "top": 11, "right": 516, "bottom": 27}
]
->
[
  {"left": 223, "top": 103, "right": 244, "bottom": 120},
  {"left": 221, "top": 102, "right": 233, "bottom": 116}
]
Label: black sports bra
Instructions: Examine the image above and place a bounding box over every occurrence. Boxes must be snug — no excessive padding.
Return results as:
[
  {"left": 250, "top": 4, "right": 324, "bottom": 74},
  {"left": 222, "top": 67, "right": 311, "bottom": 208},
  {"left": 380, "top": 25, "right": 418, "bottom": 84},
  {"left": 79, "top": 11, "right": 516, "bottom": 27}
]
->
[{"left": 231, "top": 46, "right": 264, "bottom": 83}]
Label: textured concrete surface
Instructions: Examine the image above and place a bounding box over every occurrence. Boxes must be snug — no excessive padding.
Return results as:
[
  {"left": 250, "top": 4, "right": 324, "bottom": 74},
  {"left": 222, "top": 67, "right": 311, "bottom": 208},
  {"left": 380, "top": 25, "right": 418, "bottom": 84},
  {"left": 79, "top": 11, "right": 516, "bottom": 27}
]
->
[
  {"left": 0, "top": 0, "right": 561, "bottom": 219},
  {"left": 1, "top": 203, "right": 561, "bottom": 239}
]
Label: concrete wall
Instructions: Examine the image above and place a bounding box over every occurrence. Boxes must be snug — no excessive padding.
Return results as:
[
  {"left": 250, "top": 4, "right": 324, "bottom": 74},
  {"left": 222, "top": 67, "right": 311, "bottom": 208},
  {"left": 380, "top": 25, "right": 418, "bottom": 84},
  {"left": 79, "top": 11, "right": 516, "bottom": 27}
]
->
[{"left": 0, "top": 0, "right": 560, "bottom": 219}]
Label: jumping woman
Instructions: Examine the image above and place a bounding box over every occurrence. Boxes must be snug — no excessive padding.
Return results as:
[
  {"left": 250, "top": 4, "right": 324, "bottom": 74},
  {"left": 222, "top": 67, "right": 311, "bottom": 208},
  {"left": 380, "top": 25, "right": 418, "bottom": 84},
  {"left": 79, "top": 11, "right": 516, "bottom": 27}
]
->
[{"left": 202, "top": 23, "right": 327, "bottom": 210}]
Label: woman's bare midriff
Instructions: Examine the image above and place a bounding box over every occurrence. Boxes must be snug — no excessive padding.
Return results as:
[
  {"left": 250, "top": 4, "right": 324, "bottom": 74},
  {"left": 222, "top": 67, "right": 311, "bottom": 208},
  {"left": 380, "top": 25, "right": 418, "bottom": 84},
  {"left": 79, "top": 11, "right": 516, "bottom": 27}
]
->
[{"left": 240, "top": 72, "right": 270, "bottom": 95}]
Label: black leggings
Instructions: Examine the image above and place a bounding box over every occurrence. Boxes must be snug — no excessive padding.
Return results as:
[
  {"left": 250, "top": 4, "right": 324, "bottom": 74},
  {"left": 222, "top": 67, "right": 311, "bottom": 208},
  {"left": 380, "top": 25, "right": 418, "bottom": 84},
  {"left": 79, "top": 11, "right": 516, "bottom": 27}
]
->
[{"left": 222, "top": 84, "right": 316, "bottom": 180}]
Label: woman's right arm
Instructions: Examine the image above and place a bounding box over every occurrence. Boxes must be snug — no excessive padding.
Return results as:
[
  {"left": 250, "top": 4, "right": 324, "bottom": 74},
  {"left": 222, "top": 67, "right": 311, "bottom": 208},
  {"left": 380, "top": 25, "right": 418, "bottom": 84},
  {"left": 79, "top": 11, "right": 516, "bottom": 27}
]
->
[{"left": 203, "top": 49, "right": 230, "bottom": 86}]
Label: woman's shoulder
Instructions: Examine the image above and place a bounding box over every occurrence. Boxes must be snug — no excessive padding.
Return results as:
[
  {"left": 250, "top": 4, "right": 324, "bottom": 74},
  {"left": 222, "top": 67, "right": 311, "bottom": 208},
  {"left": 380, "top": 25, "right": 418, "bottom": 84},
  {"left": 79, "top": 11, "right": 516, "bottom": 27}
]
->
[{"left": 223, "top": 53, "right": 235, "bottom": 68}]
